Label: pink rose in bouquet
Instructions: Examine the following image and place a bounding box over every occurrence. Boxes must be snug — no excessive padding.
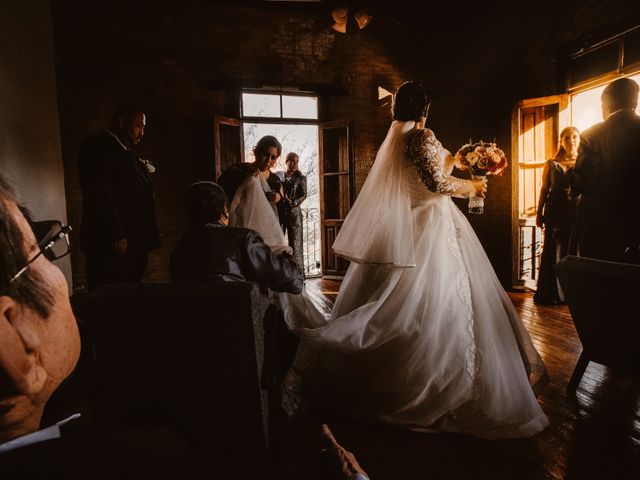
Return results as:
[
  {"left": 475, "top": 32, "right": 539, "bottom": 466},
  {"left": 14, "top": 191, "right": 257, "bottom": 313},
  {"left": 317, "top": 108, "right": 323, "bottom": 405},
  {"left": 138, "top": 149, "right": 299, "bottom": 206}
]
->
[
  {"left": 454, "top": 141, "right": 508, "bottom": 176},
  {"left": 454, "top": 141, "right": 508, "bottom": 214}
]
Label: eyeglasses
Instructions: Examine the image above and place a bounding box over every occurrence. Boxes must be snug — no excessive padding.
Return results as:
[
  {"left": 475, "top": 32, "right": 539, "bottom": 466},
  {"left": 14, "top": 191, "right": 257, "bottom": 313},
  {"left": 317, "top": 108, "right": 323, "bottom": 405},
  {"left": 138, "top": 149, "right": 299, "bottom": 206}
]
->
[{"left": 8, "top": 221, "right": 72, "bottom": 285}]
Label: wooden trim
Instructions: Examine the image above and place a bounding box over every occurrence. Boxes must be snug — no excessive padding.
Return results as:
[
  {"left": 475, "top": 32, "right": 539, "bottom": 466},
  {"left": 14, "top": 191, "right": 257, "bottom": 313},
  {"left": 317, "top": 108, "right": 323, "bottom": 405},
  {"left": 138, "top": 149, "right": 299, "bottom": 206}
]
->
[
  {"left": 568, "top": 67, "right": 640, "bottom": 94},
  {"left": 213, "top": 114, "right": 243, "bottom": 180},
  {"left": 511, "top": 93, "right": 568, "bottom": 287},
  {"left": 511, "top": 102, "right": 521, "bottom": 288},
  {"left": 241, "top": 117, "right": 319, "bottom": 125},
  {"left": 570, "top": 24, "right": 640, "bottom": 58},
  {"left": 568, "top": 71, "right": 623, "bottom": 94},
  {"left": 516, "top": 95, "right": 566, "bottom": 109},
  {"left": 519, "top": 160, "right": 547, "bottom": 168},
  {"left": 318, "top": 119, "right": 353, "bottom": 276}
]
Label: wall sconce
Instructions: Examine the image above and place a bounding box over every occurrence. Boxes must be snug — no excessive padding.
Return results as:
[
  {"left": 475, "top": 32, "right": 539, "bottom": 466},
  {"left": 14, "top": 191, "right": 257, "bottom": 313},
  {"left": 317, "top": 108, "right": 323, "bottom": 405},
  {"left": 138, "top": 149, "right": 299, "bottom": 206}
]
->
[
  {"left": 354, "top": 9, "right": 373, "bottom": 30},
  {"left": 331, "top": 6, "right": 373, "bottom": 34},
  {"left": 378, "top": 86, "right": 393, "bottom": 100}
]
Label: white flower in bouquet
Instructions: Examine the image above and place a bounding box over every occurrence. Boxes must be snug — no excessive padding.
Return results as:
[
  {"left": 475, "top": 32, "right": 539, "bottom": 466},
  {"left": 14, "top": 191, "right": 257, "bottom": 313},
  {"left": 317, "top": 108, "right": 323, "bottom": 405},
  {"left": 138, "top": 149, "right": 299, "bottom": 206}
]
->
[{"left": 139, "top": 158, "right": 156, "bottom": 173}]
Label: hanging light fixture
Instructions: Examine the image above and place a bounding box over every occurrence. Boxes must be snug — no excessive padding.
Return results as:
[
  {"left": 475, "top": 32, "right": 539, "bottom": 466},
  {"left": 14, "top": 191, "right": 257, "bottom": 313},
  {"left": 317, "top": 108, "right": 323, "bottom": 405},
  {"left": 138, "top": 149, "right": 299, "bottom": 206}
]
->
[
  {"left": 331, "top": 6, "right": 349, "bottom": 33},
  {"left": 331, "top": 5, "right": 373, "bottom": 34},
  {"left": 354, "top": 9, "right": 373, "bottom": 30}
]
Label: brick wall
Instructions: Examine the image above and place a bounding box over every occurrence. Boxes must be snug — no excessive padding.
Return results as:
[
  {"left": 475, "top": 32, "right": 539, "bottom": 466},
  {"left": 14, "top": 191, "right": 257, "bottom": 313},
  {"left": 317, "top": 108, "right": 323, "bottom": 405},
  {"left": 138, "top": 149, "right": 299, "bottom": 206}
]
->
[
  {"left": 51, "top": 0, "right": 640, "bottom": 288},
  {"left": 52, "top": 0, "right": 413, "bottom": 288}
]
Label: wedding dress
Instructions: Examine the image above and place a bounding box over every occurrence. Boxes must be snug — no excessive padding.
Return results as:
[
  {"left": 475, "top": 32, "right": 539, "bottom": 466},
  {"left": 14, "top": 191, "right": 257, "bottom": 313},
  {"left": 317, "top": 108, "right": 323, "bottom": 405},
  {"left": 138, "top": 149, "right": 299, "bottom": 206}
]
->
[
  {"left": 230, "top": 123, "right": 549, "bottom": 439},
  {"left": 229, "top": 175, "right": 292, "bottom": 255}
]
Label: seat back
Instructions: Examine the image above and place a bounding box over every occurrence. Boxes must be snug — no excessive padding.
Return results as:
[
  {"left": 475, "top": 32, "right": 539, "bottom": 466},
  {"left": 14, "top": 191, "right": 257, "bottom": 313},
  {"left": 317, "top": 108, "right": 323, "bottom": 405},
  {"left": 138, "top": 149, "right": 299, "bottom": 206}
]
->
[
  {"left": 81, "top": 281, "right": 271, "bottom": 462},
  {"left": 556, "top": 255, "right": 640, "bottom": 373}
]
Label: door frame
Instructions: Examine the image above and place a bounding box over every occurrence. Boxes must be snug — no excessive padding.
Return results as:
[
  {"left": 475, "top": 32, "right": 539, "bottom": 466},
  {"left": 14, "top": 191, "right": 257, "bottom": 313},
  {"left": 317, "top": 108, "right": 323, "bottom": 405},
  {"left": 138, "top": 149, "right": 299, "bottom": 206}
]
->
[
  {"left": 318, "top": 119, "right": 354, "bottom": 277},
  {"left": 214, "top": 114, "right": 244, "bottom": 181},
  {"left": 511, "top": 94, "right": 569, "bottom": 288}
]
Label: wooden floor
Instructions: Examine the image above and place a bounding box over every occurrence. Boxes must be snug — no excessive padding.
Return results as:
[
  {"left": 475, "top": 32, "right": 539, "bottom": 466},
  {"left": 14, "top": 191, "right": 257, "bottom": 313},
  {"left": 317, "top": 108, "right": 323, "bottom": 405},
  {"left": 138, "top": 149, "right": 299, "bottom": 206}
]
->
[{"left": 274, "top": 278, "right": 640, "bottom": 480}]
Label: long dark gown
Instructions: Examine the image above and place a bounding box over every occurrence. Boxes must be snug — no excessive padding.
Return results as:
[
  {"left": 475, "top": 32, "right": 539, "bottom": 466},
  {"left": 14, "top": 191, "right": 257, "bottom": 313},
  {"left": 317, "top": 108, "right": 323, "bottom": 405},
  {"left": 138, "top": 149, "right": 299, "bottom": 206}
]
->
[
  {"left": 534, "top": 160, "right": 578, "bottom": 304},
  {"left": 279, "top": 171, "right": 307, "bottom": 272}
]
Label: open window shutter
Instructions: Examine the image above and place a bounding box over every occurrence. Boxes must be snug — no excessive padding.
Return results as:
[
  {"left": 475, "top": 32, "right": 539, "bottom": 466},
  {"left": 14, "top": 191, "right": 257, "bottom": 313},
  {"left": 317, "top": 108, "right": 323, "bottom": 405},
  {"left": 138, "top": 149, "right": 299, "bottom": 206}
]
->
[
  {"left": 214, "top": 114, "right": 244, "bottom": 181},
  {"left": 511, "top": 94, "right": 569, "bottom": 288},
  {"left": 319, "top": 119, "right": 354, "bottom": 277}
]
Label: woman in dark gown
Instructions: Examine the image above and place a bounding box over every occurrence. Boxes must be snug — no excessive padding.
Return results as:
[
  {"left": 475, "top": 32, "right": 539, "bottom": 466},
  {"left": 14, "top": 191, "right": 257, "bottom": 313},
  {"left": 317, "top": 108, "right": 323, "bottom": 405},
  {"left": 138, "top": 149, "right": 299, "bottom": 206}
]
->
[
  {"left": 278, "top": 153, "right": 307, "bottom": 272},
  {"left": 534, "top": 126, "right": 580, "bottom": 305}
]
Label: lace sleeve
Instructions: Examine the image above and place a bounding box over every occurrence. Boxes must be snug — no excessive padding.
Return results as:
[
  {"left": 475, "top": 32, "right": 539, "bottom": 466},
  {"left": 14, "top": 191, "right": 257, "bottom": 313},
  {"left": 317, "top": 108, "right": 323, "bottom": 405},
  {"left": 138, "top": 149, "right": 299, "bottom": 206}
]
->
[{"left": 407, "top": 129, "right": 475, "bottom": 198}]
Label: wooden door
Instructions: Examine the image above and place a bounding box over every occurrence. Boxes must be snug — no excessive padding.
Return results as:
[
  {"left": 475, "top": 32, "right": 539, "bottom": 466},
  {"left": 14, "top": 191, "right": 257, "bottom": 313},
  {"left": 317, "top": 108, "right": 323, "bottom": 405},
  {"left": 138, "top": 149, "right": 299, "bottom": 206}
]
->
[
  {"left": 511, "top": 94, "right": 569, "bottom": 288},
  {"left": 319, "top": 120, "right": 353, "bottom": 277},
  {"left": 214, "top": 115, "right": 244, "bottom": 180}
]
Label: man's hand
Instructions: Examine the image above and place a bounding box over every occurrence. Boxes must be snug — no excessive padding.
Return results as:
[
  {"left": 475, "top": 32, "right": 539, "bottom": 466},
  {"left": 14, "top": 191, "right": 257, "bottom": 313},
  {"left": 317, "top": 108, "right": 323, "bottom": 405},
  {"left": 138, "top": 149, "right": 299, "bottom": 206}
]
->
[{"left": 114, "top": 238, "right": 128, "bottom": 255}]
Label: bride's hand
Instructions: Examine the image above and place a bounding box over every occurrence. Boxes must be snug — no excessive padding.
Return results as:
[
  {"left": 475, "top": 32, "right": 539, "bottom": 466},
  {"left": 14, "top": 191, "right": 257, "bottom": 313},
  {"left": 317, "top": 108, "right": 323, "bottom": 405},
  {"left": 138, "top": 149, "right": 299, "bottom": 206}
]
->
[{"left": 472, "top": 177, "right": 487, "bottom": 198}]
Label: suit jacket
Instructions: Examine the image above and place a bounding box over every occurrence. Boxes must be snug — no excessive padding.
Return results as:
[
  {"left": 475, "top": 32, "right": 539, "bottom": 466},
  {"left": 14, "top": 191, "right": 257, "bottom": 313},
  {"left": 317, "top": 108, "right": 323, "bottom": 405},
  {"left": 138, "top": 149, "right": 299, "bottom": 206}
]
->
[
  {"left": 571, "top": 109, "right": 640, "bottom": 261},
  {"left": 78, "top": 131, "right": 161, "bottom": 252},
  {"left": 170, "top": 223, "right": 303, "bottom": 293}
]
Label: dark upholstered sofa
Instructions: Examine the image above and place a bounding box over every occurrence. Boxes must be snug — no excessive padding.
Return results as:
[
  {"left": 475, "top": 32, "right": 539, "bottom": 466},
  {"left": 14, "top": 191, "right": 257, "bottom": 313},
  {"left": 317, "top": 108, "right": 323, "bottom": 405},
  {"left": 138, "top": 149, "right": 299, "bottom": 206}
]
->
[
  {"left": 556, "top": 255, "right": 640, "bottom": 392},
  {"left": 79, "top": 281, "right": 273, "bottom": 463}
]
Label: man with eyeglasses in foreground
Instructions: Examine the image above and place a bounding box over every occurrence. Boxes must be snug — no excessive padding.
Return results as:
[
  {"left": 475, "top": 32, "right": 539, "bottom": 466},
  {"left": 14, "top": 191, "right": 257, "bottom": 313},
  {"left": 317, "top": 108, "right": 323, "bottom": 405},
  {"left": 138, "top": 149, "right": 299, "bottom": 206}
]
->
[
  {"left": 0, "top": 175, "right": 81, "bottom": 454},
  {"left": 0, "top": 177, "right": 289, "bottom": 477}
]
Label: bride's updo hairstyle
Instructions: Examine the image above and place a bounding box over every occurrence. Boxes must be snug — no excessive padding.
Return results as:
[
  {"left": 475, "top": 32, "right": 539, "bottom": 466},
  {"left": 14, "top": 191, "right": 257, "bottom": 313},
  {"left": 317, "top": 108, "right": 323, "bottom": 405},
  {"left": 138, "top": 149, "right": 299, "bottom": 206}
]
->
[{"left": 392, "top": 81, "right": 430, "bottom": 122}]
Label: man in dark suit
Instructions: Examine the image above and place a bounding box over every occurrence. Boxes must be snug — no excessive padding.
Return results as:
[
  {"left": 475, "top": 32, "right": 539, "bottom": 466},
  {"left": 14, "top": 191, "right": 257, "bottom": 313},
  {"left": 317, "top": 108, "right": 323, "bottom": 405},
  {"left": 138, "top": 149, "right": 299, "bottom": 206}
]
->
[
  {"left": 170, "top": 181, "right": 302, "bottom": 293},
  {"left": 169, "top": 182, "right": 369, "bottom": 480},
  {"left": 170, "top": 181, "right": 302, "bottom": 403},
  {"left": 78, "top": 105, "right": 161, "bottom": 290},
  {"left": 571, "top": 77, "right": 640, "bottom": 263}
]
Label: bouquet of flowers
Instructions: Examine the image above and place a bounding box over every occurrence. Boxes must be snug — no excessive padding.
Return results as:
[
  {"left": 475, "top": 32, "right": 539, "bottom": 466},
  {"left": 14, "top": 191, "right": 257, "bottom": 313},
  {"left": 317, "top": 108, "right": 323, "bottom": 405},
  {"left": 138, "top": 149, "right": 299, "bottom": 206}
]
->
[
  {"left": 454, "top": 141, "right": 508, "bottom": 176},
  {"left": 454, "top": 141, "right": 508, "bottom": 214}
]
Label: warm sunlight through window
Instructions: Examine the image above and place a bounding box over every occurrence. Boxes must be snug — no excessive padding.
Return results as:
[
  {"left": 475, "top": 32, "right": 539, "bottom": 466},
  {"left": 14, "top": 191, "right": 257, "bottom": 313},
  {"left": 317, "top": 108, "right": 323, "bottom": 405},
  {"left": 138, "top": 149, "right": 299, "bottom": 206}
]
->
[
  {"left": 571, "top": 73, "right": 640, "bottom": 131},
  {"left": 242, "top": 93, "right": 318, "bottom": 119},
  {"left": 282, "top": 95, "right": 318, "bottom": 119},
  {"left": 242, "top": 122, "right": 321, "bottom": 276},
  {"left": 242, "top": 93, "right": 280, "bottom": 117}
]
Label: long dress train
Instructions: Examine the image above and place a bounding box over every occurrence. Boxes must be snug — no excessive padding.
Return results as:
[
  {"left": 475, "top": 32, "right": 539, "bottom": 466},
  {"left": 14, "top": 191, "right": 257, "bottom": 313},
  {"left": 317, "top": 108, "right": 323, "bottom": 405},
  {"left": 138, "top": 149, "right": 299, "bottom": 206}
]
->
[{"left": 230, "top": 123, "right": 549, "bottom": 439}]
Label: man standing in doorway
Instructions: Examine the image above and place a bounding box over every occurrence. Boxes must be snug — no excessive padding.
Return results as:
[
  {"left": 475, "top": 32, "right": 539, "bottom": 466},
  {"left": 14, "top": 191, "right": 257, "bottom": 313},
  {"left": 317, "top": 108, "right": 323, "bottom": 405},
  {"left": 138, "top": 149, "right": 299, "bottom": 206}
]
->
[
  {"left": 571, "top": 77, "right": 640, "bottom": 263},
  {"left": 78, "top": 105, "right": 161, "bottom": 290}
]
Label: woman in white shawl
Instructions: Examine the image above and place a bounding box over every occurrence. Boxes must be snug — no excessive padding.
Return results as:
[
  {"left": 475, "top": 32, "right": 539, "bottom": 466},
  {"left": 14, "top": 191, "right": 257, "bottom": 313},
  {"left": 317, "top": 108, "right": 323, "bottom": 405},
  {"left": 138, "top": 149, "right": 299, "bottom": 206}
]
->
[{"left": 218, "top": 135, "right": 291, "bottom": 255}]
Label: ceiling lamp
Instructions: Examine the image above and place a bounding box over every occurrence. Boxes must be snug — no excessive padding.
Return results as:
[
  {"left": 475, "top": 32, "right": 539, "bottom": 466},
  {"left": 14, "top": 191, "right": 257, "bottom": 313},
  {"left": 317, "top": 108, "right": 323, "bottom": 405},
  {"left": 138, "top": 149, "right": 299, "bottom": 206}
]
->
[
  {"left": 331, "top": 6, "right": 373, "bottom": 34},
  {"left": 331, "top": 6, "right": 349, "bottom": 33},
  {"left": 354, "top": 9, "right": 373, "bottom": 30}
]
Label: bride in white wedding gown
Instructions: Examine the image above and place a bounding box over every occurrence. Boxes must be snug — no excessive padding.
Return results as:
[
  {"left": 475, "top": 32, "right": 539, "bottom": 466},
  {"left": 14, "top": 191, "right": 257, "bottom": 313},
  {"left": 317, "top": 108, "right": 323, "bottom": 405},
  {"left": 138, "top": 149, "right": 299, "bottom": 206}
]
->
[{"left": 233, "top": 82, "right": 549, "bottom": 439}]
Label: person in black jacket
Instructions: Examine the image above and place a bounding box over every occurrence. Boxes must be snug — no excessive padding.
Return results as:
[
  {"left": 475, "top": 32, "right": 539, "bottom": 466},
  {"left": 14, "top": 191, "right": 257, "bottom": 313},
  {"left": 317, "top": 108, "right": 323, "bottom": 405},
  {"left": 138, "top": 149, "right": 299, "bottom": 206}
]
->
[
  {"left": 278, "top": 152, "right": 308, "bottom": 271},
  {"left": 170, "top": 180, "right": 303, "bottom": 406},
  {"left": 77, "top": 105, "right": 161, "bottom": 290},
  {"left": 169, "top": 183, "right": 369, "bottom": 479},
  {"left": 170, "top": 181, "right": 302, "bottom": 293},
  {"left": 570, "top": 77, "right": 640, "bottom": 263}
]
